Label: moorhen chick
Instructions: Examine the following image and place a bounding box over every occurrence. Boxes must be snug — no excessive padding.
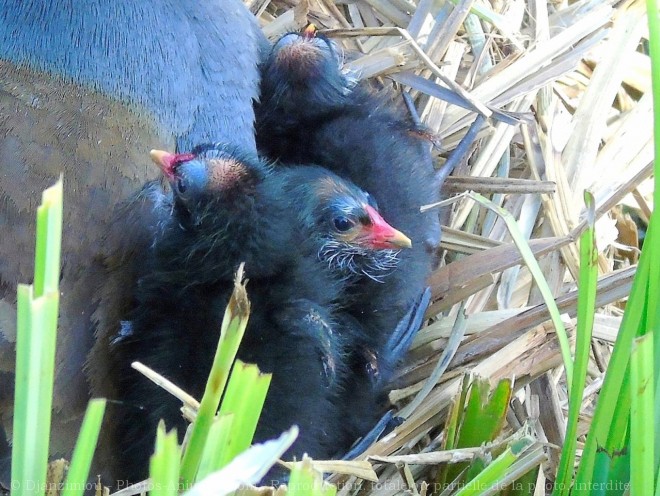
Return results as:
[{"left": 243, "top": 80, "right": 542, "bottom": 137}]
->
[
  {"left": 255, "top": 28, "right": 442, "bottom": 445},
  {"left": 0, "top": 0, "right": 267, "bottom": 477},
  {"left": 107, "top": 143, "right": 412, "bottom": 484}
]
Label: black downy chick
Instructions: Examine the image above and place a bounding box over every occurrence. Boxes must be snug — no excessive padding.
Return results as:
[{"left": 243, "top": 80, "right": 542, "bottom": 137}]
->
[
  {"left": 106, "top": 144, "right": 289, "bottom": 484},
  {"left": 107, "top": 144, "right": 411, "bottom": 484},
  {"left": 255, "top": 28, "right": 442, "bottom": 446}
]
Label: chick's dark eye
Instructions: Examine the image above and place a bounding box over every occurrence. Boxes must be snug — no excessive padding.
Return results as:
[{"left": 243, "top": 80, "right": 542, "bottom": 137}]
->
[
  {"left": 333, "top": 216, "right": 354, "bottom": 232},
  {"left": 176, "top": 178, "right": 187, "bottom": 193}
]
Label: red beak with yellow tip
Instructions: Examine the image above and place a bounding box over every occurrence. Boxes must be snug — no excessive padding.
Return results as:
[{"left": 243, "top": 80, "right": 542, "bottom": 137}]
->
[
  {"left": 362, "top": 205, "right": 412, "bottom": 250},
  {"left": 302, "top": 23, "right": 318, "bottom": 40},
  {"left": 150, "top": 149, "right": 177, "bottom": 179},
  {"left": 150, "top": 149, "right": 195, "bottom": 179}
]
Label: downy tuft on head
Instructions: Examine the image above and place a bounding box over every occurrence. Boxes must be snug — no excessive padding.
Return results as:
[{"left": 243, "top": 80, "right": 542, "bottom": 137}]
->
[
  {"left": 258, "top": 26, "right": 355, "bottom": 125},
  {"left": 147, "top": 143, "right": 289, "bottom": 283}
]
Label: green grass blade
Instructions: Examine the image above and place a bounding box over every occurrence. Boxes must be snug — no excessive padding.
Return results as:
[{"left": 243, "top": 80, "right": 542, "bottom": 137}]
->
[
  {"left": 645, "top": 0, "right": 660, "bottom": 484},
  {"left": 179, "top": 268, "right": 251, "bottom": 486},
  {"left": 216, "top": 361, "right": 272, "bottom": 468},
  {"left": 574, "top": 0, "right": 660, "bottom": 486},
  {"left": 462, "top": 379, "right": 512, "bottom": 484},
  {"left": 196, "top": 415, "right": 234, "bottom": 481},
  {"left": 436, "top": 374, "right": 470, "bottom": 488},
  {"left": 553, "top": 192, "right": 598, "bottom": 496},
  {"left": 648, "top": 0, "right": 660, "bottom": 212},
  {"left": 11, "top": 180, "right": 63, "bottom": 496},
  {"left": 288, "top": 456, "right": 336, "bottom": 496},
  {"left": 150, "top": 423, "right": 181, "bottom": 496},
  {"left": 454, "top": 436, "right": 535, "bottom": 496},
  {"left": 630, "top": 333, "right": 654, "bottom": 496},
  {"left": 62, "top": 399, "right": 107, "bottom": 496},
  {"left": 186, "top": 427, "right": 298, "bottom": 496},
  {"left": 10, "top": 284, "right": 31, "bottom": 492},
  {"left": 320, "top": 482, "right": 338, "bottom": 496},
  {"left": 445, "top": 374, "right": 470, "bottom": 450},
  {"left": 603, "top": 376, "right": 631, "bottom": 489},
  {"left": 287, "top": 458, "right": 319, "bottom": 496},
  {"left": 580, "top": 357, "right": 631, "bottom": 493},
  {"left": 573, "top": 225, "right": 652, "bottom": 491},
  {"left": 505, "top": 464, "right": 539, "bottom": 496},
  {"left": 34, "top": 179, "right": 63, "bottom": 298},
  {"left": 468, "top": 192, "right": 573, "bottom": 388},
  {"left": 460, "top": 378, "right": 511, "bottom": 449},
  {"left": 482, "top": 444, "right": 545, "bottom": 495},
  {"left": 439, "top": 376, "right": 512, "bottom": 486},
  {"left": 12, "top": 285, "right": 51, "bottom": 496}
]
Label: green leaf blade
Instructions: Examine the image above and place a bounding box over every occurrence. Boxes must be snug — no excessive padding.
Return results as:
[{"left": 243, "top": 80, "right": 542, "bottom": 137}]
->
[{"left": 62, "top": 399, "right": 107, "bottom": 496}]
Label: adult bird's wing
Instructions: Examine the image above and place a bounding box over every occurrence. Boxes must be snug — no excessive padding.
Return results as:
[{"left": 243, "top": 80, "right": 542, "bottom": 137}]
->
[
  {"left": 0, "top": 0, "right": 268, "bottom": 473},
  {"left": 0, "top": 0, "right": 268, "bottom": 152},
  {"left": 0, "top": 62, "right": 173, "bottom": 456}
]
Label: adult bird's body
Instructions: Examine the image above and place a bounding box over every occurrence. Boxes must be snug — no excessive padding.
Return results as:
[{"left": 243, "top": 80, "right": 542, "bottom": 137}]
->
[
  {"left": 0, "top": 0, "right": 267, "bottom": 480},
  {"left": 256, "top": 29, "right": 442, "bottom": 446},
  {"left": 109, "top": 144, "right": 412, "bottom": 484}
]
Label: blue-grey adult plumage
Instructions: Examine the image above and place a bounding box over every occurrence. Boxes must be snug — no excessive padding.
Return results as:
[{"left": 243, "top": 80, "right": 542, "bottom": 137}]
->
[
  {"left": 0, "top": 0, "right": 267, "bottom": 483},
  {"left": 0, "top": 0, "right": 268, "bottom": 151}
]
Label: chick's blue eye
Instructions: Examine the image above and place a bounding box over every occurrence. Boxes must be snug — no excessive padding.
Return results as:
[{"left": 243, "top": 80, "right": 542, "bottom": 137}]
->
[
  {"left": 176, "top": 178, "right": 187, "bottom": 193},
  {"left": 334, "top": 216, "right": 353, "bottom": 232}
]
